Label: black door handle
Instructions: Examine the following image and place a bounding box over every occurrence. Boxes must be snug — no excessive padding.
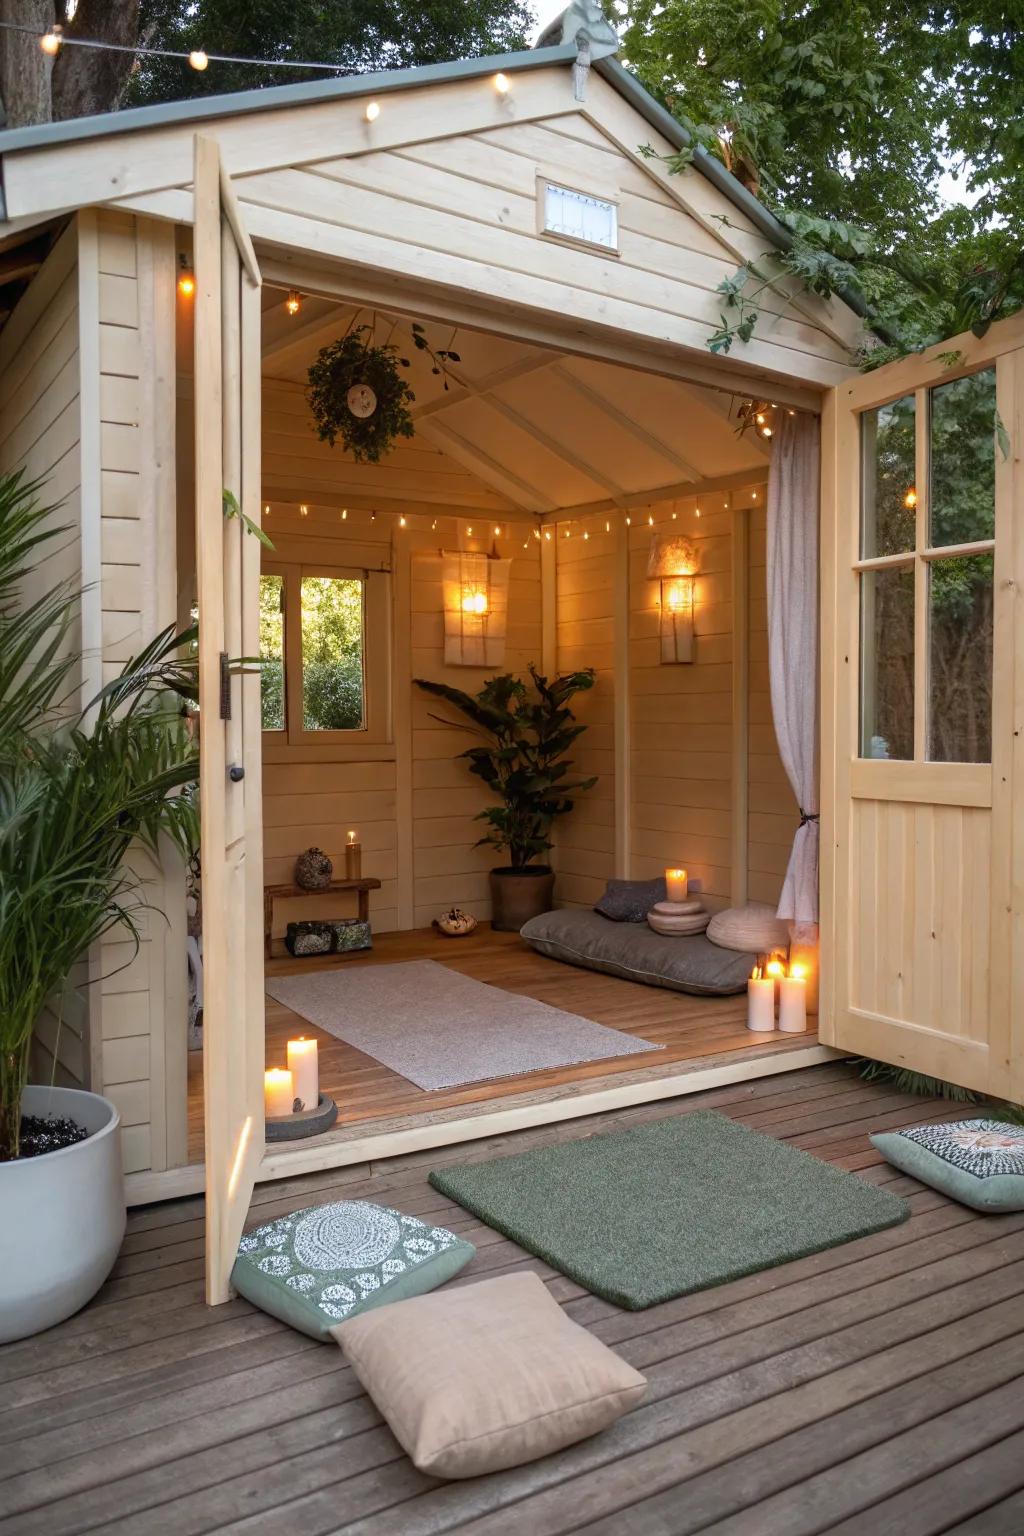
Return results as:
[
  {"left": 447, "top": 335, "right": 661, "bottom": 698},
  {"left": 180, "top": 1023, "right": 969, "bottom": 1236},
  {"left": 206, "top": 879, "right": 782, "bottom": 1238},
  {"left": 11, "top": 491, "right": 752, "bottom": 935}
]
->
[{"left": 228, "top": 764, "right": 245, "bottom": 782}]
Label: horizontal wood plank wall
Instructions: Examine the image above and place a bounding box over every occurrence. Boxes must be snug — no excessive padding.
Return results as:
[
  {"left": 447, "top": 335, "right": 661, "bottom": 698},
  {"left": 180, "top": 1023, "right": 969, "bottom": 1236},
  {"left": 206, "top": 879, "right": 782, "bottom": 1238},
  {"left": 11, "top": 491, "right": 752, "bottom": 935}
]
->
[
  {"left": 628, "top": 492, "right": 736, "bottom": 911},
  {"left": 0, "top": 223, "right": 87, "bottom": 1091},
  {"left": 554, "top": 524, "right": 616, "bottom": 906},
  {"left": 748, "top": 501, "right": 799, "bottom": 905},
  {"left": 258, "top": 509, "right": 542, "bottom": 935},
  {"left": 92, "top": 211, "right": 185, "bottom": 1177}
]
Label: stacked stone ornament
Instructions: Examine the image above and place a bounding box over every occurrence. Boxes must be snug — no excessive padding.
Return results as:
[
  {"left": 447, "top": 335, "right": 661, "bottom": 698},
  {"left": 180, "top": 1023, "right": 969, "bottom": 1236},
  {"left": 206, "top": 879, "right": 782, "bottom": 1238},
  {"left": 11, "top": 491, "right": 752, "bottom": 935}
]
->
[{"left": 646, "top": 897, "right": 709, "bottom": 936}]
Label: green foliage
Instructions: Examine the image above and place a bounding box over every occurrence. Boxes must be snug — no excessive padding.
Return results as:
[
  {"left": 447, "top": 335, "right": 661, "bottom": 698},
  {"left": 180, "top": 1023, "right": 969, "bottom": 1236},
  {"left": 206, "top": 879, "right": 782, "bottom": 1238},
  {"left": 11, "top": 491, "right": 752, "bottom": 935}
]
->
[
  {"left": 0, "top": 475, "right": 199, "bottom": 1160},
  {"left": 223, "top": 488, "right": 274, "bottom": 550},
  {"left": 621, "top": 2, "right": 1024, "bottom": 356},
  {"left": 123, "top": 0, "right": 532, "bottom": 106},
  {"left": 854, "top": 1058, "right": 1024, "bottom": 1126},
  {"left": 413, "top": 668, "right": 598, "bottom": 867},
  {"left": 258, "top": 573, "right": 366, "bottom": 732},
  {"left": 307, "top": 327, "right": 416, "bottom": 464}
]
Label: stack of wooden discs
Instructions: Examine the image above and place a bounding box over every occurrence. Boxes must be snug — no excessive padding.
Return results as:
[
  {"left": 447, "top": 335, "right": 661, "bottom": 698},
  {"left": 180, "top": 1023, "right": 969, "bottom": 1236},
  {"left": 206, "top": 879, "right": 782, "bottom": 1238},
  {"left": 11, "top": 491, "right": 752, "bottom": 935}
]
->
[{"left": 646, "top": 898, "right": 709, "bottom": 936}]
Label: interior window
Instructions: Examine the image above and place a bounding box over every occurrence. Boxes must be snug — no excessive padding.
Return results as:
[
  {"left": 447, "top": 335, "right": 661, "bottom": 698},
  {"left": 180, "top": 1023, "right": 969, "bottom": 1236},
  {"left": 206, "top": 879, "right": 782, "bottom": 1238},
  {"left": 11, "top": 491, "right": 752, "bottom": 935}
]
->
[
  {"left": 258, "top": 573, "right": 285, "bottom": 730},
  {"left": 299, "top": 574, "right": 366, "bottom": 732}
]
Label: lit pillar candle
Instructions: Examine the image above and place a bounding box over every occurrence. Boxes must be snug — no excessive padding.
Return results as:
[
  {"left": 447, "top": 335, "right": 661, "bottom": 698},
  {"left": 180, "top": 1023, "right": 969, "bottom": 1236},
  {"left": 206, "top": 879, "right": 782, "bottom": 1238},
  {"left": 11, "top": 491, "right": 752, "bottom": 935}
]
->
[
  {"left": 765, "top": 955, "right": 786, "bottom": 1002},
  {"left": 264, "top": 1068, "right": 295, "bottom": 1119},
  {"left": 287, "top": 1037, "right": 319, "bottom": 1111},
  {"left": 345, "top": 829, "right": 362, "bottom": 880},
  {"left": 747, "top": 964, "right": 776, "bottom": 1032},
  {"left": 664, "top": 867, "right": 688, "bottom": 903},
  {"left": 778, "top": 965, "right": 808, "bottom": 1033}
]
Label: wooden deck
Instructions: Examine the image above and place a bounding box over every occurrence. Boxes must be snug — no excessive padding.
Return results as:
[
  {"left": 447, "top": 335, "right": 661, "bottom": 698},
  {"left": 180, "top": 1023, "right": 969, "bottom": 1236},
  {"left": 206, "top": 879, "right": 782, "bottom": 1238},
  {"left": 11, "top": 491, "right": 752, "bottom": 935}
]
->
[
  {"left": 5, "top": 1063, "right": 1024, "bottom": 1533},
  {"left": 187, "top": 924, "right": 818, "bottom": 1162}
]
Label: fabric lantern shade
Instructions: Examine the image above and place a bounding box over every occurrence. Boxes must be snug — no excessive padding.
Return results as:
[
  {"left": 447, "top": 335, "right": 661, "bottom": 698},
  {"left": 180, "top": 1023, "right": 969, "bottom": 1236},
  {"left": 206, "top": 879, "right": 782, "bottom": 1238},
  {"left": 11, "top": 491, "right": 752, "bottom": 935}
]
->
[
  {"left": 647, "top": 533, "right": 697, "bottom": 663},
  {"left": 443, "top": 551, "right": 512, "bottom": 667}
]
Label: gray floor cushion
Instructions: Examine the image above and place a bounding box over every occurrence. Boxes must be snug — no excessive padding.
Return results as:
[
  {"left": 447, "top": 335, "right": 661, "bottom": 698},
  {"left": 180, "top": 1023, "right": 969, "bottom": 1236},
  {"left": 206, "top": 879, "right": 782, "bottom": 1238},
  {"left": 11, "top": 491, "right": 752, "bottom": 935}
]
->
[{"left": 521, "top": 909, "right": 754, "bottom": 996}]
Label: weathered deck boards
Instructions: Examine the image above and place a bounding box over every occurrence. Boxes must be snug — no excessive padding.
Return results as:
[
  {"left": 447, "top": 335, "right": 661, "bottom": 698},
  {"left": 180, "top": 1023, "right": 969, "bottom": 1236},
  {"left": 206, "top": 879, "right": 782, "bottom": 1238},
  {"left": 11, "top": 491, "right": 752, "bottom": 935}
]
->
[{"left": 3, "top": 1064, "right": 1023, "bottom": 1535}]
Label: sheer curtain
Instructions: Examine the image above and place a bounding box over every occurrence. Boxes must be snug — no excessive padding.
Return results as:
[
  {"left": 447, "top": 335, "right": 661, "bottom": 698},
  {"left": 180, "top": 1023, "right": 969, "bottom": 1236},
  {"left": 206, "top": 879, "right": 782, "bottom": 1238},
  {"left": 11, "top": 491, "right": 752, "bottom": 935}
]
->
[{"left": 766, "top": 410, "right": 820, "bottom": 933}]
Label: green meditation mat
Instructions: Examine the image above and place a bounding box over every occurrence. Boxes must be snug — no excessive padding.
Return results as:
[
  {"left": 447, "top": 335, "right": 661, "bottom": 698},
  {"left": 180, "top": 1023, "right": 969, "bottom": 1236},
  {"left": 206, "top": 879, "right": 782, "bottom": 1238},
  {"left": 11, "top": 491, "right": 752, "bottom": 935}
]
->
[{"left": 429, "top": 1110, "right": 909, "bottom": 1310}]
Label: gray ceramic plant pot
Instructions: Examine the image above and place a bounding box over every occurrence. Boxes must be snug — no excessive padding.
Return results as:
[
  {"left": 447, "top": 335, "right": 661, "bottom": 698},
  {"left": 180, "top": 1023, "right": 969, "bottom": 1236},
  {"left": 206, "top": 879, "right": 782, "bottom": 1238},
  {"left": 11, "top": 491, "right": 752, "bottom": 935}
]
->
[{"left": 0, "top": 1085, "right": 125, "bottom": 1343}]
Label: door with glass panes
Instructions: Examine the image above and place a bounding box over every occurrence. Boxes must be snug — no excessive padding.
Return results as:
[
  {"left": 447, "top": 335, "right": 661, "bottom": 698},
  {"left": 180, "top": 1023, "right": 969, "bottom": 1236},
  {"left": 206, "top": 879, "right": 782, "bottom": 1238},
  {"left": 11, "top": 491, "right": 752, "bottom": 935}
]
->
[{"left": 820, "top": 326, "right": 1024, "bottom": 1100}]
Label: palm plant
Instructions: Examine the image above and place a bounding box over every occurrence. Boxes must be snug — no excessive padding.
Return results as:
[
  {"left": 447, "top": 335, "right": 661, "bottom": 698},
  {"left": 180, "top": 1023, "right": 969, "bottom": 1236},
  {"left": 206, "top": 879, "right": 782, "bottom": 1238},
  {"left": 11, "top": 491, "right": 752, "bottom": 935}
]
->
[
  {"left": 413, "top": 667, "right": 597, "bottom": 867},
  {"left": 0, "top": 472, "right": 199, "bottom": 1161}
]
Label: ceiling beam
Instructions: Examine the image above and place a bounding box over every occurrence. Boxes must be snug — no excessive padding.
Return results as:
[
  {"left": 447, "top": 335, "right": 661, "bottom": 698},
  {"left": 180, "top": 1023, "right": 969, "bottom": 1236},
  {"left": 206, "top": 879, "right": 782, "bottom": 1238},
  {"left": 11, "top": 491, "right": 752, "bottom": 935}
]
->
[{"left": 417, "top": 417, "right": 556, "bottom": 514}]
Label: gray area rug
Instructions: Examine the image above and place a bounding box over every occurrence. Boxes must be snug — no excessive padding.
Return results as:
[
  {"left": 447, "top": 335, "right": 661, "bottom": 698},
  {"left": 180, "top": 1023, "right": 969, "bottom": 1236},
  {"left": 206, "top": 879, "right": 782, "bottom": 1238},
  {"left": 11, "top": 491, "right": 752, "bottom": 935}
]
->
[{"left": 265, "top": 959, "right": 663, "bottom": 1091}]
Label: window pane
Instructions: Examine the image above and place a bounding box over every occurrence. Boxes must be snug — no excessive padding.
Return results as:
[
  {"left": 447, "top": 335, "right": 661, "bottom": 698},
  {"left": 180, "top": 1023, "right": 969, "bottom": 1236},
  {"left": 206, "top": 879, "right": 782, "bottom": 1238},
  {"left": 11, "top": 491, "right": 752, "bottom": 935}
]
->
[
  {"left": 259, "top": 574, "right": 284, "bottom": 730},
  {"left": 301, "top": 575, "right": 365, "bottom": 731},
  {"left": 861, "top": 394, "right": 916, "bottom": 558},
  {"left": 860, "top": 565, "right": 914, "bottom": 759},
  {"left": 929, "top": 368, "right": 996, "bottom": 547},
  {"left": 928, "top": 554, "right": 993, "bottom": 762}
]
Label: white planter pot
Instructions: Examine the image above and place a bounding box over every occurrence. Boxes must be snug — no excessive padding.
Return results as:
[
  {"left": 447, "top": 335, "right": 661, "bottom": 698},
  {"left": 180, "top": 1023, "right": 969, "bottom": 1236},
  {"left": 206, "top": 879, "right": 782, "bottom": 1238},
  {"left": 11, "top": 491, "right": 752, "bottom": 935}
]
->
[{"left": 0, "top": 1085, "right": 125, "bottom": 1343}]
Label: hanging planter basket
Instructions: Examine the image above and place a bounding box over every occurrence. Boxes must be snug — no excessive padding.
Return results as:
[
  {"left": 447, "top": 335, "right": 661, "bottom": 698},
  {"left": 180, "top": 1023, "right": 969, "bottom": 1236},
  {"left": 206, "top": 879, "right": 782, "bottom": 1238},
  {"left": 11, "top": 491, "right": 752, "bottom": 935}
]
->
[{"left": 307, "top": 326, "right": 415, "bottom": 464}]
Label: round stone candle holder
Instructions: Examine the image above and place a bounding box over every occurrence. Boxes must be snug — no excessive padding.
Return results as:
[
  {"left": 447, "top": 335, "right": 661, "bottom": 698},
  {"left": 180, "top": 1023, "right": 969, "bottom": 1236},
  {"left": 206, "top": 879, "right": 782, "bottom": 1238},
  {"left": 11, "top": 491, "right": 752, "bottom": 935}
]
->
[
  {"left": 647, "top": 899, "right": 709, "bottom": 936},
  {"left": 265, "top": 1094, "right": 339, "bottom": 1142}
]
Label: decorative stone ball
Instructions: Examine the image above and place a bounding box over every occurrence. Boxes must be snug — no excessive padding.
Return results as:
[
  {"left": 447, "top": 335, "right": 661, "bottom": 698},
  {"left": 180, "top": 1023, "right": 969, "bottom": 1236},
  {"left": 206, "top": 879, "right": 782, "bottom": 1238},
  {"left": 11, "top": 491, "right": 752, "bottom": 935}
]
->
[
  {"left": 435, "top": 907, "right": 478, "bottom": 937},
  {"left": 294, "top": 847, "right": 333, "bottom": 891}
]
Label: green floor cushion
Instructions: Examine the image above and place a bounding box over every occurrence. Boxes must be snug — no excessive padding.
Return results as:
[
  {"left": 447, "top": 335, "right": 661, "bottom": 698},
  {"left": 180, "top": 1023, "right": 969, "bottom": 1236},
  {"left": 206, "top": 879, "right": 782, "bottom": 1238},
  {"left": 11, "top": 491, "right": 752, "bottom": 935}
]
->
[
  {"left": 520, "top": 908, "right": 753, "bottom": 996},
  {"left": 871, "top": 1119, "right": 1024, "bottom": 1212},
  {"left": 232, "top": 1199, "right": 475, "bottom": 1339}
]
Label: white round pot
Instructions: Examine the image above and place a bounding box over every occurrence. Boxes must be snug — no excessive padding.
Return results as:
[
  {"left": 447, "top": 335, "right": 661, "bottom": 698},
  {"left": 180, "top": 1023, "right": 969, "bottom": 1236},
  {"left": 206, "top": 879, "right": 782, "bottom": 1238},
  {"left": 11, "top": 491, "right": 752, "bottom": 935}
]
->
[{"left": 0, "top": 1085, "right": 125, "bottom": 1343}]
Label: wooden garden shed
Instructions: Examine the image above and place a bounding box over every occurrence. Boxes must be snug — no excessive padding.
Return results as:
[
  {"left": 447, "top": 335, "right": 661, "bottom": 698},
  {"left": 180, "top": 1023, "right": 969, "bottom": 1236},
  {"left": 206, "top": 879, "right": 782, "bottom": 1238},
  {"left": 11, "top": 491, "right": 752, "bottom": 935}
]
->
[{"left": 0, "top": 9, "right": 1020, "bottom": 1303}]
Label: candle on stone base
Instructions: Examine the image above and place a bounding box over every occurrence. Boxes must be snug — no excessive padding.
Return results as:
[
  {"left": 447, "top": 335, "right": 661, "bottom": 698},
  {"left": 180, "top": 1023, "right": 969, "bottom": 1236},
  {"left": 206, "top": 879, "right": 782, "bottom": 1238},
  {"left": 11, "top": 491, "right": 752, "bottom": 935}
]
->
[
  {"left": 287, "top": 1037, "right": 319, "bottom": 1111},
  {"left": 345, "top": 829, "right": 362, "bottom": 880},
  {"left": 778, "top": 965, "right": 808, "bottom": 1033},
  {"left": 747, "top": 964, "right": 776, "bottom": 1032},
  {"left": 664, "top": 866, "right": 688, "bottom": 904},
  {"left": 264, "top": 1067, "right": 295, "bottom": 1119}
]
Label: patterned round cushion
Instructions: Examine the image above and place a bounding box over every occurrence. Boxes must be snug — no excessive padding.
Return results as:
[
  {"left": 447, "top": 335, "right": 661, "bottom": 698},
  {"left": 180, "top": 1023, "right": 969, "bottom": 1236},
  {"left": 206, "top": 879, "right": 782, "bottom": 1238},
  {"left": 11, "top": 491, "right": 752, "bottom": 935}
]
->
[
  {"left": 706, "top": 903, "right": 790, "bottom": 954},
  {"left": 871, "top": 1119, "right": 1024, "bottom": 1212},
  {"left": 231, "top": 1199, "right": 475, "bottom": 1338}
]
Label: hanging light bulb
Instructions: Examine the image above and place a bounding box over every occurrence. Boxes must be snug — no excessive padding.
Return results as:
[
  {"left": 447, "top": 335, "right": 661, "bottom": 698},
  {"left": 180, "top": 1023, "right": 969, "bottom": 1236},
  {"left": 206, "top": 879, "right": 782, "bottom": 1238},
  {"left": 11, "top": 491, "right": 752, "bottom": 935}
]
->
[
  {"left": 341, "top": 507, "right": 348, "bottom": 520},
  {"left": 904, "top": 487, "right": 918, "bottom": 509},
  {"left": 188, "top": 49, "right": 209, "bottom": 71},
  {"left": 494, "top": 525, "right": 502, "bottom": 536},
  {"left": 365, "top": 100, "right": 380, "bottom": 122},
  {"left": 431, "top": 518, "right": 438, "bottom": 531},
  {"left": 671, "top": 509, "right": 678, "bottom": 520},
  {"left": 299, "top": 504, "right": 309, "bottom": 516},
  {"left": 284, "top": 290, "right": 302, "bottom": 316},
  {"left": 625, "top": 515, "right": 631, "bottom": 526},
  {"left": 264, "top": 504, "right": 271, "bottom": 517},
  {"left": 39, "top": 25, "right": 62, "bottom": 55},
  {"left": 647, "top": 513, "right": 654, "bottom": 527},
  {"left": 605, "top": 520, "right": 611, "bottom": 533},
  {"left": 466, "top": 525, "right": 473, "bottom": 536},
  {"left": 533, "top": 527, "right": 541, "bottom": 541},
  {"left": 370, "top": 509, "right": 377, "bottom": 521},
  {"left": 695, "top": 506, "right": 701, "bottom": 518},
  {"left": 544, "top": 528, "right": 552, "bottom": 541},
  {"left": 177, "top": 256, "right": 195, "bottom": 298},
  {"left": 563, "top": 525, "right": 571, "bottom": 538},
  {"left": 583, "top": 529, "right": 590, "bottom": 541},
  {"left": 494, "top": 72, "right": 510, "bottom": 94}
]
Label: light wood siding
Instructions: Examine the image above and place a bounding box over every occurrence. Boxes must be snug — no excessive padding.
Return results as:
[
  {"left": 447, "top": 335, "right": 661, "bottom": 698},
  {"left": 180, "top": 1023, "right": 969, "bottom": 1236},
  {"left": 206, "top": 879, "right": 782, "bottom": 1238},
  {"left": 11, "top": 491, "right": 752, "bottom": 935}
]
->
[
  {"left": 92, "top": 211, "right": 185, "bottom": 1176},
  {"left": 747, "top": 502, "right": 799, "bottom": 905},
  {"left": 554, "top": 528, "right": 616, "bottom": 906},
  {"left": 0, "top": 225, "right": 87, "bottom": 1090},
  {"left": 260, "top": 512, "right": 542, "bottom": 938}
]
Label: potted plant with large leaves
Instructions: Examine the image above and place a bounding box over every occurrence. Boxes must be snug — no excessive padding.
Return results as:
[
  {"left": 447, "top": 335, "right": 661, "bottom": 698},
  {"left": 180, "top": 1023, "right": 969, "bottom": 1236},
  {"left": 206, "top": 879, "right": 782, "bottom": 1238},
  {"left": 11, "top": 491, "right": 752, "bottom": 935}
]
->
[
  {"left": 414, "top": 668, "right": 596, "bottom": 931},
  {"left": 0, "top": 472, "right": 199, "bottom": 1343}
]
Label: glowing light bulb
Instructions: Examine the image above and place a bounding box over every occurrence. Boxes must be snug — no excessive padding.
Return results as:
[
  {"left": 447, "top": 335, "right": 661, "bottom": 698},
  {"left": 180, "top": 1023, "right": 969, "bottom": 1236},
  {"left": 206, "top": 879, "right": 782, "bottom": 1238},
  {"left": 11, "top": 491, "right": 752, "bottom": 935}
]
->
[
  {"left": 284, "top": 290, "right": 302, "bottom": 316},
  {"left": 904, "top": 487, "right": 918, "bottom": 509},
  {"left": 583, "top": 530, "right": 589, "bottom": 541},
  {"left": 370, "top": 509, "right": 376, "bottom": 521},
  {"left": 299, "top": 504, "right": 308, "bottom": 516},
  {"left": 365, "top": 100, "right": 380, "bottom": 122},
  {"left": 431, "top": 518, "right": 437, "bottom": 531},
  {"left": 39, "top": 26, "right": 62, "bottom": 55},
  {"left": 462, "top": 590, "right": 488, "bottom": 615},
  {"left": 177, "top": 265, "right": 196, "bottom": 299},
  {"left": 263, "top": 504, "right": 270, "bottom": 515},
  {"left": 494, "top": 525, "right": 502, "bottom": 536},
  {"left": 647, "top": 513, "right": 654, "bottom": 526},
  {"left": 399, "top": 514, "right": 407, "bottom": 527},
  {"left": 761, "top": 426, "right": 773, "bottom": 438},
  {"left": 544, "top": 529, "right": 552, "bottom": 541},
  {"left": 625, "top": 515, "right": 631, "bottom": 526},
  {"left": 605, "top": 520, "right": 611, "bottom": 533},
  {"left": 563, "top": 526, "right": 570, "bottom": 538},
  {"left": 494, "top": 72, "right": 510, "bottom": 94},
  {"left": 466, "top": 525, "right": 473, "bottom": 536},
  {"left": 189, "top": 50, "right": 209, "bottom": 71},
  {"left": 341, "top": 507, "right": 347, "bottom": 520}
]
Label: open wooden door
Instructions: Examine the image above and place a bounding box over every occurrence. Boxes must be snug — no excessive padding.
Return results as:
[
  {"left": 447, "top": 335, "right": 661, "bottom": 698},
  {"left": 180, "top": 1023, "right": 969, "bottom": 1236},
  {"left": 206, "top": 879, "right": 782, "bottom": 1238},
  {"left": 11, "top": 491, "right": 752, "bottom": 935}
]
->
[
  {"left": 821, "top": 322, "right": 1024, "bottom": 1101},
  {"left": 193, "top": 134, "right": 266, "bottom": 1303}
]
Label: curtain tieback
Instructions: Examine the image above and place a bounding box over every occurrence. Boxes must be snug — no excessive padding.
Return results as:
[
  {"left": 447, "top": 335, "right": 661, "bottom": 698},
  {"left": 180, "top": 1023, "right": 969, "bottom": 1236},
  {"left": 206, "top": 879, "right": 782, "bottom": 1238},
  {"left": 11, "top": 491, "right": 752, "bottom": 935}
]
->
[{"left": 798, "top": 809, "right": 819, "bottom": 827}]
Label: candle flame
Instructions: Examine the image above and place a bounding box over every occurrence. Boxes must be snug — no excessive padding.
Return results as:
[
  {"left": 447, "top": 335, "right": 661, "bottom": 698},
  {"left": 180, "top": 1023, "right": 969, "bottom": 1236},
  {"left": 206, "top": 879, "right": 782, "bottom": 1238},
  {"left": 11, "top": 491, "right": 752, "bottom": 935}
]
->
[
  {"left": 750, "top": 964, "right": 762, "bottom": 981},
  {"left": 766, "top": 959, "right": 785, "bottom": 979},
  {"left": 789, "top": 962, "right": 808, "bottom": 980}
]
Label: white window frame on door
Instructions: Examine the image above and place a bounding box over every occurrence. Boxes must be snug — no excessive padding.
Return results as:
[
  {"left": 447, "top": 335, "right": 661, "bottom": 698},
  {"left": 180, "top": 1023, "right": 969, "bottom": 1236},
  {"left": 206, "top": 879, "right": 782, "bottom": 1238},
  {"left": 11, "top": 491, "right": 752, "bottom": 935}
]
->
[{"left": 262, "top": 560, "right": 391, "bottom": 753}]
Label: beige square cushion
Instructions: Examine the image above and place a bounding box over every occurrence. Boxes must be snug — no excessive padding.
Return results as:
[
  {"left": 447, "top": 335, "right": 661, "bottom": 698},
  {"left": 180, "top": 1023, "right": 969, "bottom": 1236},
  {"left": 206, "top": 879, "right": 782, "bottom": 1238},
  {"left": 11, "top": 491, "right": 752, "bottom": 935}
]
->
[{"left": 332, "top": 1270, "right": 646, "bottom": 1478}]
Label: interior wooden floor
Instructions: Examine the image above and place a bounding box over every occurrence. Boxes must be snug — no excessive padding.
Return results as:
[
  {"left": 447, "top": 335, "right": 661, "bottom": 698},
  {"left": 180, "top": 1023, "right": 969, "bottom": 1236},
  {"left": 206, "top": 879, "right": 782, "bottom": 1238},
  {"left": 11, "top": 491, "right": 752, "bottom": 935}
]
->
[
  {"left": 187, "top": 924, "right": 818, "bottom": 1163},
  {"left": 5, "top": 1064, "right": 1024, "bottom": 1534}
]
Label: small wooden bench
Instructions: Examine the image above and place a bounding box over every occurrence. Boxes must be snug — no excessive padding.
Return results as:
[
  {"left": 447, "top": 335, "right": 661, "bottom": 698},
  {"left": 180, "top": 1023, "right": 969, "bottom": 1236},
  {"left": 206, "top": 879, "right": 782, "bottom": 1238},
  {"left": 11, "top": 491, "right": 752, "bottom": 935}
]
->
[{"left": 263, "top": 877, "right": 382, "bottom": 958}]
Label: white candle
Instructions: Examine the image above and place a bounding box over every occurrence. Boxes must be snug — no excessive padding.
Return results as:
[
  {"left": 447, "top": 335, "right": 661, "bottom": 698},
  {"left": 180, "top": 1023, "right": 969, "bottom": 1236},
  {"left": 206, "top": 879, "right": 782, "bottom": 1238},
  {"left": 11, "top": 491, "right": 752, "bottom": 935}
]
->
[
  {"left": 264, "top": 1068, "right": 295, "bottom": 1118},
  {"left": 665, "top": 866, "right": 688, "bottom": 903},
  {"left": 779, "top": 967, "right": 808, "bottom": 1033},
  {"left": 747, "top": 966, "right": 776, "bottom": 1032},
  {"left": 287, "top": 1038, "right": 319, "bottom": 1111}
]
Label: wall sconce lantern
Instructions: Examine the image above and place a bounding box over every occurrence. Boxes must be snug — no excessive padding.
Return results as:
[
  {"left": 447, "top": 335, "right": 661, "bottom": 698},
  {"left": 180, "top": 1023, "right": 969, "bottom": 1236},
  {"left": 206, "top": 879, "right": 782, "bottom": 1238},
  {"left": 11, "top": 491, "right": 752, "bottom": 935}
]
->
[
  {"left": 443, "top": 549, "right": 511, "bottom": 666},
  {"left": 647, "top": 532, "right": 697, "bottom": 663}
]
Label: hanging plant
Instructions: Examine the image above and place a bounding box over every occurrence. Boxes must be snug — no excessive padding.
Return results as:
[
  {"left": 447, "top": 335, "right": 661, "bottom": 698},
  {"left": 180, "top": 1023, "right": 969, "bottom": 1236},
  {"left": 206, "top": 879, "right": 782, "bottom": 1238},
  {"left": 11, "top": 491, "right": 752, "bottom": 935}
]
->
[{"left": 307, "top": 325, "right": 415, "bottom": 464}]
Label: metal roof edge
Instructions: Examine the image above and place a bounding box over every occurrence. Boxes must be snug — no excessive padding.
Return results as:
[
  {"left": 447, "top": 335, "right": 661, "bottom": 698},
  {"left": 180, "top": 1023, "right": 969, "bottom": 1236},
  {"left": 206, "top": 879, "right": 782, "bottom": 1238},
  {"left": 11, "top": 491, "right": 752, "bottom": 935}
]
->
[
  {"left": 0, "top": 43, "right": 578, "bottom": 158},
  {"left": 594, "top": 56, "right": 887, "bottom": 342}
]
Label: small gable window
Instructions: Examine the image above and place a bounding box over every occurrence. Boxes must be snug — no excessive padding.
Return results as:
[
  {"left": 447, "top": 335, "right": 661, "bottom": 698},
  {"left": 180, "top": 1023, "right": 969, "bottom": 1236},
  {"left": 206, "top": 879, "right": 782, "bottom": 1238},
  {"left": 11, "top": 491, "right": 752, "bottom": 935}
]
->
[{"left": 539, "top": 181, "right": 618, "bottom": 253}]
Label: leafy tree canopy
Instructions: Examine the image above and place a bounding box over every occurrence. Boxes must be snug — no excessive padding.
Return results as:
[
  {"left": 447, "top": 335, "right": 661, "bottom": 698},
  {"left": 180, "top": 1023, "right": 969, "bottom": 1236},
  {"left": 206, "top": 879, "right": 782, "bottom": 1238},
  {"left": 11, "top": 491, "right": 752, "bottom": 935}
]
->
[{"left": 617, "top": 1, "right": 1024, "bottom": 350}]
